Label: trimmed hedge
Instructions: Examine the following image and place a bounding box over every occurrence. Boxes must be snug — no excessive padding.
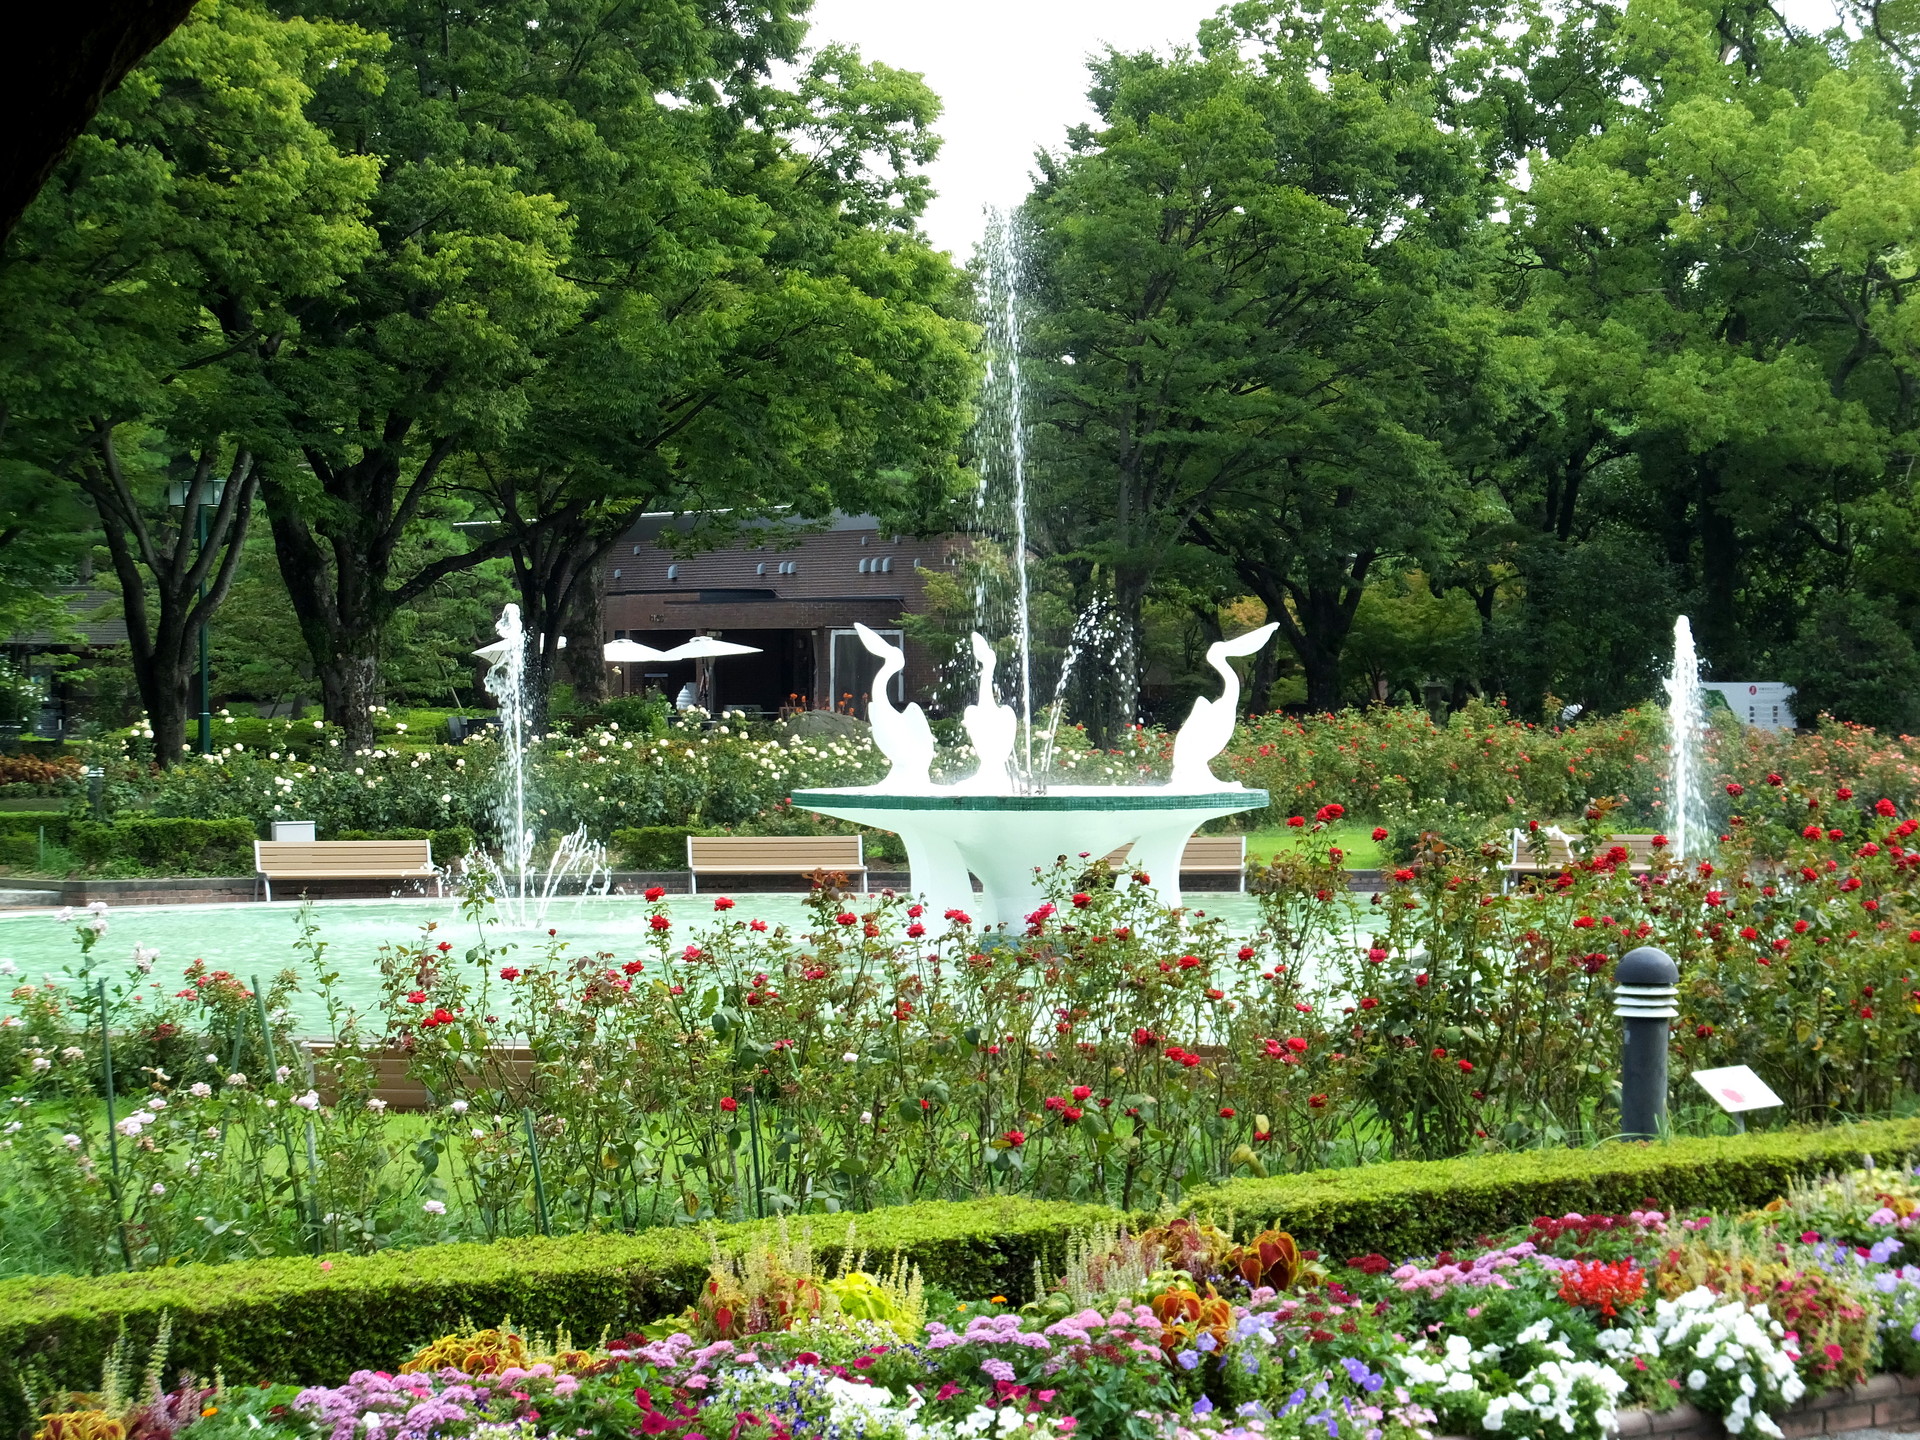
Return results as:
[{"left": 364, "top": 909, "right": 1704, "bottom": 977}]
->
[
  {"left": 69, "top": 817, "right": 256, "bottom": 874},
  {"left": 5, "top": 1123, "right": 1919, "bottom": 1430},
  {"left": 612, "top": 824, "right": 697, "bottom": 870},
  {"left": 333, "top": 826, "right": 476, "bottom": 862},
  {"left": 1185, "top": 1118, "right": 1920, "bottom": 1257},
  {"left": 0, "top": 812, "right": 73, "bottom": 843},
  {"left": 0, "top": 1198, "right": 1104, "bottom": 1432}
]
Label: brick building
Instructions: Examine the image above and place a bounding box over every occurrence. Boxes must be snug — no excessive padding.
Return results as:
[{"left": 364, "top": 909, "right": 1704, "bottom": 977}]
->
[{"left": 600, "top": 513, "right": 962, "bottom": 715}]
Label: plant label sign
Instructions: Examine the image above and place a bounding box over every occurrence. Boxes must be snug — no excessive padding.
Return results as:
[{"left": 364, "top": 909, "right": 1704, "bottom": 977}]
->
[{"left": 1691, "top": 1065, "right": 1782, "bottom": 1113}]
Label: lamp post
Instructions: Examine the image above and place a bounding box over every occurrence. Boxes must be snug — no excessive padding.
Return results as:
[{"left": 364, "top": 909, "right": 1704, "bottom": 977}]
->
[
  {"left": 1614, "top": 946, "right": 1680, "bottom": 1139},
  {"left": 166, "top": 475, "right": 224, "bottom": 753}
]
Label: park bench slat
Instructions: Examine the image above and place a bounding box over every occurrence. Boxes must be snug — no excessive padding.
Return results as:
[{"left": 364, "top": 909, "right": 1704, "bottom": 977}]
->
[
  {"left": 685, "top": 835, "right": 867, "bottom": 893},
  {"left": 254, "top": 839, "right": 438, "bottom": 901}
]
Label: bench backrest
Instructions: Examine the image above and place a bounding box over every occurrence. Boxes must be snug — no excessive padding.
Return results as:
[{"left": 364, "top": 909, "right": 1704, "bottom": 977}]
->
[
  {"left": 255, "top": 839, "right": 434, "bottom": 874},
  {"left": 1511, "top": 829, "right": 1659, "bottom": 868},
  {"left": 1103, "top": 835, "right": 1247, "bottom": 869},
  {"left": 686, "top": 835, "right": 865, "bottom": 869}
]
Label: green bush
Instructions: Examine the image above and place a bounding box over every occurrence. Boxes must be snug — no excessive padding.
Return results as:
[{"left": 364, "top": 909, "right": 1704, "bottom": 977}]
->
[
  {"left": 0, "top": 812, "right": 73, "bottom": 843},
  {"left": 333, "top": 826, "right": 476, "bottom": 862},
  {"left": 1184, "top": 1119, "right": 1920, "bottom": 1258},
  {"left": 600, "top": 694, "right": 670, "bottom": 737},
  {"left": 3, "top": 1123, "right": 1916, "bottom": 1430},
  {"left": 69, "top": 817, "right": 257, "bottom": 874},
  {"left": 611, "top": 824, "right": 697, "bottom": 869},
  {"left": 0, "top": 1198, "right": 1102, "bottom": 1432}
]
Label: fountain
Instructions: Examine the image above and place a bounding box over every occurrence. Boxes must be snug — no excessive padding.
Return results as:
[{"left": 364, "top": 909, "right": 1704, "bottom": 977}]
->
[
  {"left": 471, "top": 604, "right": 611, "bottom": 926},
  {"left": 791, "top": 624, "right": 1274, "bottom": 928},
  {"left": 1663, "top": 615, "right": 1712, "bottom": 861},
  {"left": 792, "top": 216, "right": 1273, "bottom": 927}
]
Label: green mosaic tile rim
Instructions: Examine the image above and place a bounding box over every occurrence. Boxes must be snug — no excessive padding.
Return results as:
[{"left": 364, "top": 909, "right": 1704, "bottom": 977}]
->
[{"left": 789, "top": 788, "right": 1269, "bottom": 814}]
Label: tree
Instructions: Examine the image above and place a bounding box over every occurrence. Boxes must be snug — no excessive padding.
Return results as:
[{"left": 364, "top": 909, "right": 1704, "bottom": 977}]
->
[
  {"left": 0, "top": 0, "right": 201, "bottom": 242},
  {"left": 1022, "top": 41, "right": 1492, "bottom": 718},
  {"left": 0, "top": 0, "right": 380, "bottom": 761},
  {"left": 254, "top": 0, "right": 974, "bottom": 744},
  {"left": 1781, "top": 592, "right": 1920, "bottom": 731}
]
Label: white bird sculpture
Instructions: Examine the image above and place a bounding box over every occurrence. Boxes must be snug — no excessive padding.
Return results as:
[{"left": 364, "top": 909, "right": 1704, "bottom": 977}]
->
[
  {"left": 854, "top": 623, "right": 936, "bottom": 789},
  {"left": 1168, "top": 622, "right": 1279, "bottom": 790},
  {"left": 959, "top": 632, "right": 1018, "bottom": 792}
]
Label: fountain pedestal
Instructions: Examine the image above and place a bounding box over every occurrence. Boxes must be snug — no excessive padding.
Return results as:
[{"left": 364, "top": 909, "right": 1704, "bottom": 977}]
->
[{"left": 790, "top": 786, "right": 1267, "bottom": 929}]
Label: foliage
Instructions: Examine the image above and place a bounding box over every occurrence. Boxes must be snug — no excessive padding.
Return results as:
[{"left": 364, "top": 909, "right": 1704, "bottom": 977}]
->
[
  {"left": 612, "top": 827, "right": 700, "bottom": 871},
  {"left": 1779, "top": 595, "right": 1920, "bottom": 734},
  {"left": 67, "top": 819, "right": 256, "bottom": 876}
]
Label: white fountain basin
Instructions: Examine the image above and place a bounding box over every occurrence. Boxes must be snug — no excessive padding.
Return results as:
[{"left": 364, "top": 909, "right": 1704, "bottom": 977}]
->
[{"left": 790, "top": 784, "right": 1268, "bottom": 929}]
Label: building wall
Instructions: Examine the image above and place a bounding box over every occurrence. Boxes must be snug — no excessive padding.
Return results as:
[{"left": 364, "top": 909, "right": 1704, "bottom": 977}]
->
[{"left": 600, "top": 515, "right": 963, "bottom": 712}]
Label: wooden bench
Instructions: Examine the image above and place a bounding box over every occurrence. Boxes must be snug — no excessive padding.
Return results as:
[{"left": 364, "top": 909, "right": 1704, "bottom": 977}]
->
[
  {"left": 686, "top": 835, "right": 867, "bottom": 894},
  {"left": 1507, "top": 828, "right": 1661, "bottom": 877},
  {"left": 255, "top": 839, "right": 440, "bottom": 902},
  {"left": 1102, "top": 835, "right": 1248, "bottom": 890}
]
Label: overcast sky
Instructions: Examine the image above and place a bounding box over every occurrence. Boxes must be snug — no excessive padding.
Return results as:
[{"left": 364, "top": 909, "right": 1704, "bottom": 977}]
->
[
  {"left": 800, "top": 0, "right": 1227, "bottom": 260},
  {"left": 799, "top": 0, "right": 1847, "bottom": 263}
]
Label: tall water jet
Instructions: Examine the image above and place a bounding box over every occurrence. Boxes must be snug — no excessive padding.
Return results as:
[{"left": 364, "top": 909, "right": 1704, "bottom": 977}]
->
[
  {"left": 473, "top": 604, "right": 610, "bottom": 926},
  {"left": 1663, "top": 615, "right": 1712, "bottom": 861},
  {"left": 975, "top": 209, "right": 1035, "bottom": 779}
]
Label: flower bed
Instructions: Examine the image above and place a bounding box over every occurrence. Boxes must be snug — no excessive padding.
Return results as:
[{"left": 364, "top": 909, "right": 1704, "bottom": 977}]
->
[{"left": 20, "top": 1164, "right": 1920, "bottom": 1440}]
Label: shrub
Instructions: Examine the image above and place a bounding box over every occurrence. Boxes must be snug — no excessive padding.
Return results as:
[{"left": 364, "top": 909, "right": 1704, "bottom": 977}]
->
[
  {"left": 1184, "top": 1121, "right": 1920, "bottom": 1260},
  {"left": 0, "top": 811, "right": 72, "bottom": 843},
  {"left": 612, "top": 825, "right": 698, "bottom": 869},
  {"left": 333, "top": 826, "right": 476, "bottom": 861},
  {"left": 3, "top": 1128, "right": 1916, "bottom": 1435},
  {"left": 600, "top": 694, "right": 671, "bottom": 737},
  {"left": 68, "top": 817, "right": 257, "bottom": 874},
  {"left": 0, "top": 1197, "right": 1103, "bottom": 1434}
]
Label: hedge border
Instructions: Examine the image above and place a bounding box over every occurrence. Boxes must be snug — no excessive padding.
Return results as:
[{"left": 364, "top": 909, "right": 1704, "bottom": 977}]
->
[{"left": 3, "top": 1122, "right": 1917, "bottom": 1433}]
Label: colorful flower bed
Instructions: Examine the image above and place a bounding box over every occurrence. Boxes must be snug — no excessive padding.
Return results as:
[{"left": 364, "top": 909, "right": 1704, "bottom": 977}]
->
[
  {"left": 9, "top": 761, "right": 1920, "bottom": 1274},
  {"left": 34, "top": 1168, "right": 1920, "bottom": 1440}
]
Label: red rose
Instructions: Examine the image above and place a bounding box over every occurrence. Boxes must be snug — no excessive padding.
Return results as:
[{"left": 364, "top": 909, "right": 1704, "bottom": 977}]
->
[
  {"left": 1237, "top": 945, "right": 1255, "bottom": 961},
  {"left": 1218, "top": 1106, "right": 1236, "bottom": 1118},
  {"left": 649, "top": 914, "right": 671, "bottom": 931},
  {"left": 1071, "top": 892, "right": 1092, "bottom": 908},
  {"left": 1001, "top": 1129, "right": 1025, "bottom": 1147},
  {"left": 944, "top": 909, "right": 972, "bottom": 925},
  {"left": 499, "top": 967, "right": 520, "bottom": 980},
  {"left": 1651, "top": 835, "right": 1668, "bottom": 848},
  {"left": 713, "top": 896, "right": 735, "bottom": 911},
  {"left": 1372, "top": 827, "right": 1388, "bottom": 842},
  {"left": 407, "top": 990, "right": 428, "bottom": 1004},
  {"left": 1838, "top": 787, "right": 1854, "bottom": 800},
  {"left": 1726, "top": 783, "right": 1745, "bottom": 797},
  {"left": 720, "top": 1097, "right": 738, "bottom": 1113},
  {"left": 1367, "top": 946, "right": 1388, "bottom": 963},
  {"left": 1287, "top": 1036, "right": 1309, "bottom": 1052},
  {"left": 1061, "top": 1106, "right": 1084, "bottom": 1124},
  {"left": 1287, "top": 815, "right": 1306, "bottom": 828},
  {"left": 1457, "top": 1059, "right": 1474, "bottom": 1073},
  {"left": 644, "top": 885, "right": 666, "bottom": 901},
  {"left": 749, "top": 919, "right": 768, "bottom": 932}
]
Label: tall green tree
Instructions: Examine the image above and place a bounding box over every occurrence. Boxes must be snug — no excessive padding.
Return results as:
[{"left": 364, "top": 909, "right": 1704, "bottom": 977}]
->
[
  {"left": 0, "top": 0, "right": 380, "bottom": 760},
  {"left": 1022, "top": 41, "right": 1493, "bottom": 718}
]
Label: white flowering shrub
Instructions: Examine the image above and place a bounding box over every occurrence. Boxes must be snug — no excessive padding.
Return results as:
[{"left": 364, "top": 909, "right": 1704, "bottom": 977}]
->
[
  {"left": 1398, "top": 1319, "right": 1627, "bottom": 1440},
  {"left": 1594, "top": 1288, "right": 1805, "bottom": 1437}
]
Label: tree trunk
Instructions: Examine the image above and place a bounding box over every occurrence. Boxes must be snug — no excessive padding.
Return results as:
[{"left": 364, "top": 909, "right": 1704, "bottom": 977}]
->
[
  {"left": 261, "top": 438, "right": 526, "bottom": 751},
  {"left": 74, "top": 431, "right": 256, "bottom": 767},
  {"left": 563, "top": 578, "right": 607, "bottom": 708}
]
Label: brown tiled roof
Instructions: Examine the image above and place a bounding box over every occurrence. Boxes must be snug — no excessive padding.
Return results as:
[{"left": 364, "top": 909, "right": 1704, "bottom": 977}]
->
[
  {"left": 8, "top": 588, "right": 129, "bottom": 647},
  {"left": 602, "top": 513, "right": 962, "bottom": 617}
]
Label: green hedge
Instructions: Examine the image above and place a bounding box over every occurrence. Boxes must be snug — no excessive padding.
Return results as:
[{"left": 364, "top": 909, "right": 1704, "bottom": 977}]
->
[
  {"left": 333, "top": 826, "right": 475, "bottom": 862},
  {"left": 0, "top": 811, "right": 72, "bottom": 843},
  {"left": 612, "top": 824, "right": 697, "bottom": 870},
  {"left": 0, "top": 1198, "right": 1103, "bottom": 1432},
  {"left": 1183, "top": 1118, "right": 1920, "bottom": 1257},
  {"left": 5, "top": 1123, "right": 1918, "bottom": 1431},
  {"left": 69, "top": 817, "right": 256, "bottom": 873}
]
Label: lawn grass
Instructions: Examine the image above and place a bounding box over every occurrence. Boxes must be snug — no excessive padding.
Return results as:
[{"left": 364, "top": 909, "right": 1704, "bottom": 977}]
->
[{"left": 1243, "top": 819, "right": 1386, "bottom": 868}]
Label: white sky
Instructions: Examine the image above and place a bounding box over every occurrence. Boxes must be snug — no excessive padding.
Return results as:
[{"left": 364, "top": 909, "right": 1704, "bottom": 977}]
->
[
  {"left": 800, "top": 0, "right": 1848, "bottom": 263},
  {"left": 801, "top": 0, "right": 1227, "bottom": 260}
]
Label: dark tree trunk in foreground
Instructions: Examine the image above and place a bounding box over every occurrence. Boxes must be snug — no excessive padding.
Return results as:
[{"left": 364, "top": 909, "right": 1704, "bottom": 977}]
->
[{"left": 1, "top": 0, "right": 200, "bottom": 243}]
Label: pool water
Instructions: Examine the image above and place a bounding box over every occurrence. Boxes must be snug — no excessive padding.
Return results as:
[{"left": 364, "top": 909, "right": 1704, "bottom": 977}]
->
[{"left": 0, "top": 890, "right": 1292, "bottom": 1036}]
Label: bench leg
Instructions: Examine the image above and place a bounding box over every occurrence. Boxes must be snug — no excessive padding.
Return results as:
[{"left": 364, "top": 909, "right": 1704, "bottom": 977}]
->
[
  {"left": 262, "top": 876, "right": 273, "bottom": 903},
  {"left": 687, "top": 871, "right": 697, "bottom": 895}
]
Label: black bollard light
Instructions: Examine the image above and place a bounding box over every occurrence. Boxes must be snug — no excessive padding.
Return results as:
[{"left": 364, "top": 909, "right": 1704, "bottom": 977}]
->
[{"left": 1614, "top": 946, "right": 1679, "bottom": 1139}]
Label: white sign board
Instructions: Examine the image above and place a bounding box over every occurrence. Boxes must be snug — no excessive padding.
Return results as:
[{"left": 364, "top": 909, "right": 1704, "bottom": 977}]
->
[
  {"left": 1692, "top": 1065, "right": 1783, "bottom": 1113},
  {"left": 1701, "top": 682, "right": 1796, "bottom": 732}
]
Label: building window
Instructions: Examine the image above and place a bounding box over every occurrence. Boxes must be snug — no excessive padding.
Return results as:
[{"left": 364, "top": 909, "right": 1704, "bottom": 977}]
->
[
  {"left": 756, "top": 562, "right": 766, "bottom": 575},
  {"left": 880, "top": 557, "right": 892, "bottom": 574}
]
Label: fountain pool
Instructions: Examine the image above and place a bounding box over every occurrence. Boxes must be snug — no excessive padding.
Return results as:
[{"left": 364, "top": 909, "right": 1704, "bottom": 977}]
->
[{"left": 0, "top": 890, "right": 1300, "bottom": 1035}]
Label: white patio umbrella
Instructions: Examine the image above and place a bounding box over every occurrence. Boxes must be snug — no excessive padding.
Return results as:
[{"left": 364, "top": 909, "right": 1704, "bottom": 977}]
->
[
  {"left": 660, "top": 636, "right": 762, "bottom": 711},
  {"left": 603, "top": 638, "right": 672, "bottom": 662},
  {"left": 659, "top": 636, "right": 762, "bottom": 659}
]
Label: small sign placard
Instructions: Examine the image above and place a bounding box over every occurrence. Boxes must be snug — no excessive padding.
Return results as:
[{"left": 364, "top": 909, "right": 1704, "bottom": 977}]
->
[{"left": 1691, "top": 1065, "right": 1783, "bottom": 1113}]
